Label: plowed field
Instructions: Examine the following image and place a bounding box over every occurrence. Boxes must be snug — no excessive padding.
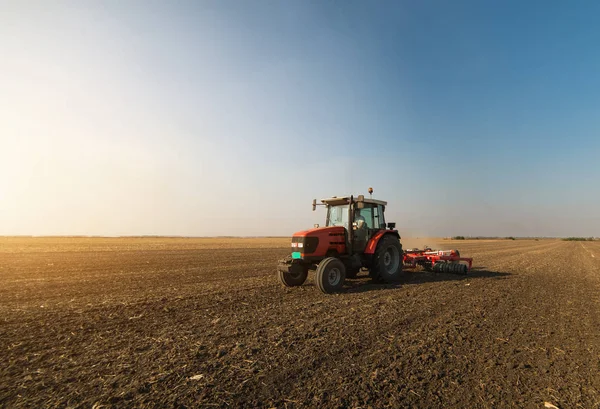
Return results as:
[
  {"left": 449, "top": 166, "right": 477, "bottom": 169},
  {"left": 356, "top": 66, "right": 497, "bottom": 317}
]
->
[{"left": 1, "top": 237, "right": 600, "bottom": 408}]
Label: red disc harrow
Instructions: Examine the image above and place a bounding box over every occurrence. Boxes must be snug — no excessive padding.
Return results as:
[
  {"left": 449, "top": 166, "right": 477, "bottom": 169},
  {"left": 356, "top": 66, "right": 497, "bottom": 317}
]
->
[{"left": 403, "top": 246, "right": 473, "bottom": 275}]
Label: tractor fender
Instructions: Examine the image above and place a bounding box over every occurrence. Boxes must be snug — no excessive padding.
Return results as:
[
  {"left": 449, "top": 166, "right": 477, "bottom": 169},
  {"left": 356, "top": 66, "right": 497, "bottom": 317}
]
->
[{"left": 364, "top": 230, "right": 400, "bottom": 255}]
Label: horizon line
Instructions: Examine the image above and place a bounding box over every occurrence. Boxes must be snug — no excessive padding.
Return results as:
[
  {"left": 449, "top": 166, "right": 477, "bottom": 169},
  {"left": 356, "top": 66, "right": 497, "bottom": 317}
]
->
[{"left": 0, "top": 235, "right": 594, "bottom": 239}]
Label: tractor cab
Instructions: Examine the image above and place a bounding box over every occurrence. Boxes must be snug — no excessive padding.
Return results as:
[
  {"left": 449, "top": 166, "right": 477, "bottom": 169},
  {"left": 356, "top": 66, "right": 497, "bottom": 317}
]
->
[{"left": 320, "top": 195, "right": 392, "bottom": 253}]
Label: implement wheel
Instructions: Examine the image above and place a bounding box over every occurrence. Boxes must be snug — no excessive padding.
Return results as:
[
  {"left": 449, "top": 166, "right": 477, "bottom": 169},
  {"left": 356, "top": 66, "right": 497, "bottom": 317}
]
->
[
  {"left": 315, "top": 257, "right": 346, "bottom": 294},
  {"left": 370, "top": 235, "right": 403, "bottom": 283},
  {"left": 278, "top": 263, "right": 308, "bottom": 287}
]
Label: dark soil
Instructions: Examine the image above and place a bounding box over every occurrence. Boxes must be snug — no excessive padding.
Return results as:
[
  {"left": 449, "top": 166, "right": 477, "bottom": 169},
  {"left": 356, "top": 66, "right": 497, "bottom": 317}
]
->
[{"left": 1, "top": 238, "right": 599, "bottom": 408}]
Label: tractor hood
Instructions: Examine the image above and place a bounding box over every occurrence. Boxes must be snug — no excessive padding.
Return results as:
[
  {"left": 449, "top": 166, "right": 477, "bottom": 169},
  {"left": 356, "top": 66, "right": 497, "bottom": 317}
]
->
[
  {"left": 292, "top": 225, "right": 345, "bottom": 238},
  {"left": 290, "top": 226, "right": 347, "bottom": 259}
]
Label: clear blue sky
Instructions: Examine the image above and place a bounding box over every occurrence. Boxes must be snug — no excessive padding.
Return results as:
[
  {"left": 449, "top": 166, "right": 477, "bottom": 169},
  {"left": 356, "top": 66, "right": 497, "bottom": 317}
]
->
[{"left": 1, "top": 0, "right": 599, "bottom": 237}]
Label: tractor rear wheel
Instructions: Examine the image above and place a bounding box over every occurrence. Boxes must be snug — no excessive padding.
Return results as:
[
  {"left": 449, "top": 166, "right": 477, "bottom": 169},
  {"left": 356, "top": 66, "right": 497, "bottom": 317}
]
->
[
  {"left": 278, "top": 263, "right": 308, "bottom": 287},
  {"left": 370, "top": 235, "right": 403, "bottom": 283},
  {"left": 315, "top": 257, "right": 346, "bottom": 294}
]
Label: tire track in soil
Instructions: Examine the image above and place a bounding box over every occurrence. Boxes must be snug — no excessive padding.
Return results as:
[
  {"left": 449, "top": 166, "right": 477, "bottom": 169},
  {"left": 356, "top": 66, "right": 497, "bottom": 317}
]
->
[{"left": 580, "top": 242, "right": 597, "bottom": 260}]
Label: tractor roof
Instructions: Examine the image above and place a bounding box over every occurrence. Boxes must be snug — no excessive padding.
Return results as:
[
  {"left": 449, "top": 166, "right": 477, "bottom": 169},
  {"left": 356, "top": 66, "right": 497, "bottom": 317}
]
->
[{"left": 320, "top": 196, "right": 387, "bottom": 206}]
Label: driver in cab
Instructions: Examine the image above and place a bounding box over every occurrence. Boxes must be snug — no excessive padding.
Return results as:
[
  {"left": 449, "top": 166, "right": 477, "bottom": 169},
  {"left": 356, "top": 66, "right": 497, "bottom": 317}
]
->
[
  {"left": 354, "top": 209, "right": 367, "bottom": 229},
  {"left": 353, "top": 209, "right": 368, "bottom": 249}
]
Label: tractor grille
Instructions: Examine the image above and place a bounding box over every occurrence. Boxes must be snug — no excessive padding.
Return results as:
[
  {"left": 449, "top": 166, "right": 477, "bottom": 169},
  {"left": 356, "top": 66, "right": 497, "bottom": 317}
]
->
[{"left": 291, "top": 236, "right": 319, "bottom": 254}]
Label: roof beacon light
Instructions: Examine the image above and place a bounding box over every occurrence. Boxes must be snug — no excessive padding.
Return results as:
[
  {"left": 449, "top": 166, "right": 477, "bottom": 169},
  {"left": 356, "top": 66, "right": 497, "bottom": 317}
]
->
[{"left": 368, "top": 187, "right": 373, "bottom": 198}]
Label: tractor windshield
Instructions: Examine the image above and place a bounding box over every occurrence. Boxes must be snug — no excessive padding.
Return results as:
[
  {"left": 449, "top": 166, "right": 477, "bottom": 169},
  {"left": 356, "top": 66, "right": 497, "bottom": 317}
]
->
[{"left": 327, "top": 205, "right": 349, "bottom": 227}]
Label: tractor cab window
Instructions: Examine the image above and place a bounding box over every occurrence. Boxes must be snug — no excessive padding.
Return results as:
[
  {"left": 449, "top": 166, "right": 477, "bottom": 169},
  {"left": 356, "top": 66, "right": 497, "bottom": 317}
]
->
[
  {"left": 327, "top": 205, "right": 349, "bottom": 227},
  {"left": 374, "top": 205, "right": 386, "bottom": 229},
  {"left": 356, "top": 207, "right": 374, "bottom": 229}
]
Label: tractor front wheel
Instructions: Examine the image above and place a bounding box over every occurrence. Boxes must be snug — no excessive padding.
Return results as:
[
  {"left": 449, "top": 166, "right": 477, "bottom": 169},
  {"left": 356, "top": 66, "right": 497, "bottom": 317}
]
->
[
  {"left": 315, "top": 257, "right": 346, "bottom": 294},
  {"left": 370, "top": 235, "right": 403, "bottom": 283},
  {"left": 278, "top": 263, "right": 308, "bottom": 287}
]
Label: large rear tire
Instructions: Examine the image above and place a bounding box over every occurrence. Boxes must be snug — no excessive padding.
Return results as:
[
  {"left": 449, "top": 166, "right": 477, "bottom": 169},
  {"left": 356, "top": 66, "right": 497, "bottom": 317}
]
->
[
  {"left": 315, "top": 257, "right": 346, "bottom": 294},
  {"left": 278, "top": 263, "right": 308, "bottom": 287},
  {"left": 370, "top": 235, "right": 403, "bottom": 283}
]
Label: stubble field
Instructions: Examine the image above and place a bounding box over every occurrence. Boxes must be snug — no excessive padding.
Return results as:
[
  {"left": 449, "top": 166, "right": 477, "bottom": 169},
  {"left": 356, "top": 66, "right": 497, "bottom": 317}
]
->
[{"left": 1, "top": 237, "right": 600, "bottom": 408}]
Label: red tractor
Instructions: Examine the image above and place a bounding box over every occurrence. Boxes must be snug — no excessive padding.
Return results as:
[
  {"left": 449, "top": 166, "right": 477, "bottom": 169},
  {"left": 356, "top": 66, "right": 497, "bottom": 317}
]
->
[{"left": 277, "top": 189, "right": 403, "bottom": 293}]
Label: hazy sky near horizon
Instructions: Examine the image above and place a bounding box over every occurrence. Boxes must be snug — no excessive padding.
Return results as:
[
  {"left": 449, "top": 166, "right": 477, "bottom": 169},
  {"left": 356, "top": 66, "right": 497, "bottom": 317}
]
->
[{"left": 2, "top": 0, "right": 600, "bottom": 237}]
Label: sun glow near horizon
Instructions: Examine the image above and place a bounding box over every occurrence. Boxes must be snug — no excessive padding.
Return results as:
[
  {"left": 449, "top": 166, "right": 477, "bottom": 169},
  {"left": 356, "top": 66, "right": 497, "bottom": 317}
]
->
[{"left": 2, "top": 1, "right": 600, "bottom": 237}]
